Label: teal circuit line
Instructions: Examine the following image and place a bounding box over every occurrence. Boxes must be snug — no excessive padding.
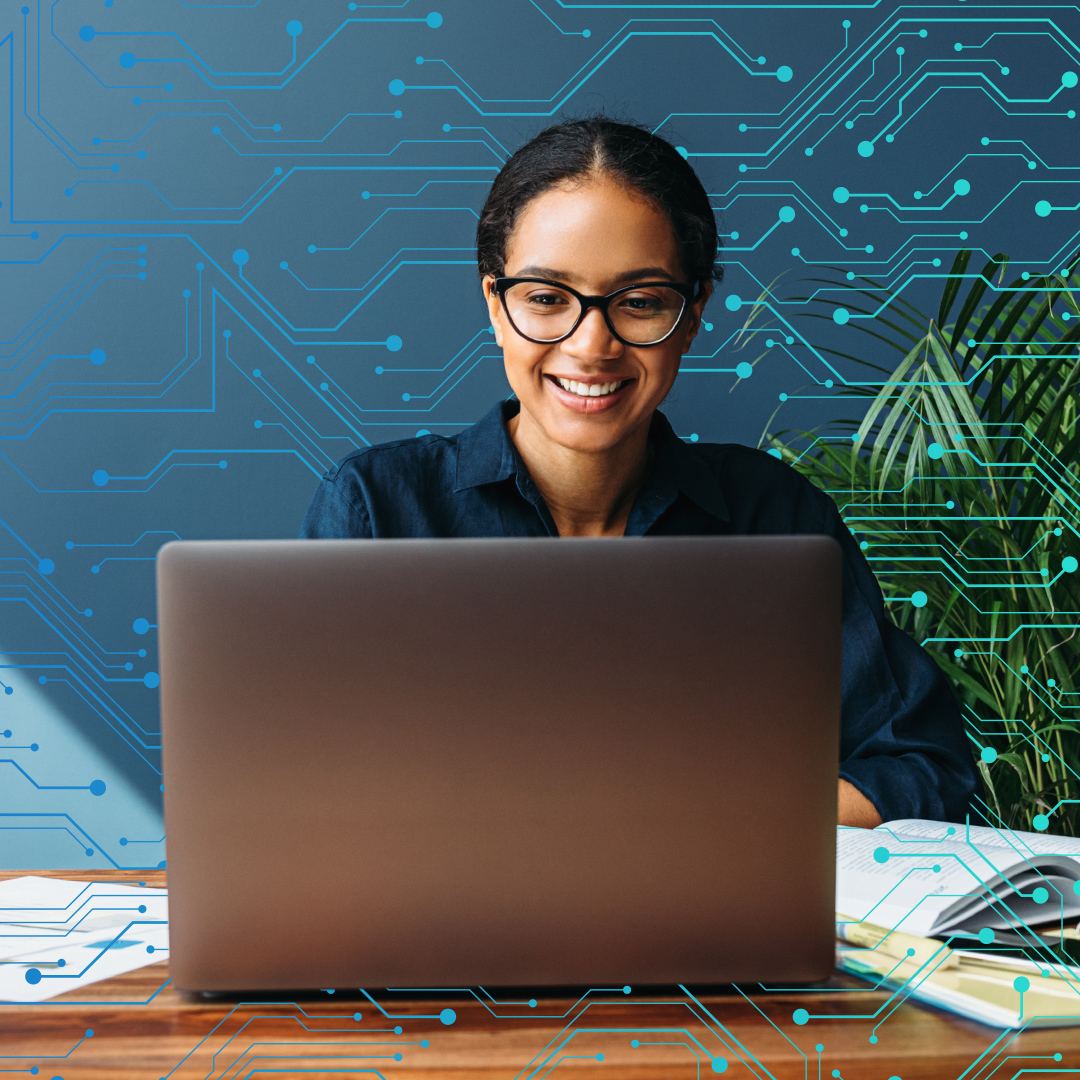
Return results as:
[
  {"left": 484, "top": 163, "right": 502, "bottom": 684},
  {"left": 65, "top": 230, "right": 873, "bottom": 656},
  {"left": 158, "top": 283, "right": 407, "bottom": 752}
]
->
[
  {"left": 528, "top": 0, "right": 591, "bottom": 37},
  {"left": 229, "top": 350, "right": 361, "bottom": 463},
  {"left": 0, "top": 244, "right": 147, "bottom": 357},
  {"left": 26, "top": 919, "right": 166, "bottom": 982},
  {"left": 0, "top": 1024, "right": 94, "bottom": 1059},
  {"left": 0, "top": 651, "right": 160, "bottom": 756},
  {"left": 393, "top": 26, "right": 789, "bottom": 119},
  {"left": 281, "top": 246, "right": 474, "bottom": 294},
  {"left": 0, "top": 758, "right": 102, "bottom": 792},
  {"left": 0, "top": 287, "right": 213, "bottom": 441},
  {"left": 0, "top": 815, "right": 121, "bottom": 868},
  {"left": 309, "top": 204, "right": 481, "bottom": 255},
  {"left": 51, "top": 4, "right": 444, "bottom": 92}
]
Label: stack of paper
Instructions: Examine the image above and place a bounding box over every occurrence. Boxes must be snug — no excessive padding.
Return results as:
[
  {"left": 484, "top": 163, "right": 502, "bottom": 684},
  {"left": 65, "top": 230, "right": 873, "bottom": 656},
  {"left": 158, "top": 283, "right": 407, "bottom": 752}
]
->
[{"left": 0, "top": 876, "right": 169, "bottom": 1001}]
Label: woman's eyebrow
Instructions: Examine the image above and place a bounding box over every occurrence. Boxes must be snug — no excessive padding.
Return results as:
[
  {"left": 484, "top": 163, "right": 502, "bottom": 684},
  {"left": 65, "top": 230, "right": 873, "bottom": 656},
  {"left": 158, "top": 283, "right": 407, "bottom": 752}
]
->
[{"left": 513, "top": 265, "right": 677, "bottom": 284}]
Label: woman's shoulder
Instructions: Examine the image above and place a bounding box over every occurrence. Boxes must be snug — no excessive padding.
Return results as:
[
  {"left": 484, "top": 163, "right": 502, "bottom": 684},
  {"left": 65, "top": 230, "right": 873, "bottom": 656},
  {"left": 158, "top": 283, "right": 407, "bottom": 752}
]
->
[
  {"left": 683, "top": 439, "right": 834, "bottom": 531},
  {"left": 326, "top": 431, "right": 460, "bottom": 488}
]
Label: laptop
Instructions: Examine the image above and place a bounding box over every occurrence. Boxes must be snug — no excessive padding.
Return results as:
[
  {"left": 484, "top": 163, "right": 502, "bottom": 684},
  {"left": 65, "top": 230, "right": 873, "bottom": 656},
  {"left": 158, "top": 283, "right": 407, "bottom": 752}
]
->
[{"left": 157, "top": 535, "right": 841, "bottom": 991}]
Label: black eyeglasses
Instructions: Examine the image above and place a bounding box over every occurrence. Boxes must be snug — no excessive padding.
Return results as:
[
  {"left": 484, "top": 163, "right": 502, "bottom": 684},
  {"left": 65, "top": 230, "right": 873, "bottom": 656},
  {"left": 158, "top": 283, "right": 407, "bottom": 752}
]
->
[{"left": 493, "top": 277, "right": 701, "bottom": 347}]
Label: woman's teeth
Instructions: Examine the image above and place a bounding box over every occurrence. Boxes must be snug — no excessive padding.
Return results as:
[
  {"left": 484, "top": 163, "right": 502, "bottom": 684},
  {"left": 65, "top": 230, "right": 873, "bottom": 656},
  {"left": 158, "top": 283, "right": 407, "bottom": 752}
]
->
[{"left": 555, "top": 378, "right": 625, "bottom": 398}]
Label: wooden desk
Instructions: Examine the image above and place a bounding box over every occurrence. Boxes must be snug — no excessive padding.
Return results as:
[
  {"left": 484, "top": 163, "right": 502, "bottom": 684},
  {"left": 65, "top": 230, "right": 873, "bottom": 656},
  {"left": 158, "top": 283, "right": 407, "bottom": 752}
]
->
[{"left": 4, "top": 871, "right": 1080, "bottom": 1079}]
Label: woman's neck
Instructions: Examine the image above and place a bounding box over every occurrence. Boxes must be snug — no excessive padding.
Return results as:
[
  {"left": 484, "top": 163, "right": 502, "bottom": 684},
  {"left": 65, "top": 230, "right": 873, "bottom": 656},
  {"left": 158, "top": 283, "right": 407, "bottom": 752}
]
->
[{"left": 508, "top": 408, "right": 653, "bottom": 537}]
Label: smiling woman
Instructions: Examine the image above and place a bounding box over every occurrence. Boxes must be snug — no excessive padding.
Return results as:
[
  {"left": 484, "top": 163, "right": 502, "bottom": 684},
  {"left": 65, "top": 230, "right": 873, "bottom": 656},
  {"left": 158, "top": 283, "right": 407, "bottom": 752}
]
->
[{"left": 300, "top": 117, "right": 981, "bottom": 827}]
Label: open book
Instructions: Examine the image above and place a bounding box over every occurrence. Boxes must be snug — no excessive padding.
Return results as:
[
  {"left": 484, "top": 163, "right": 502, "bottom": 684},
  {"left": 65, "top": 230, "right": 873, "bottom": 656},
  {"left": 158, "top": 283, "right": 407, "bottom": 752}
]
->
[{"left": 837, "top": 819, "right": 1080, "bottom": 939}]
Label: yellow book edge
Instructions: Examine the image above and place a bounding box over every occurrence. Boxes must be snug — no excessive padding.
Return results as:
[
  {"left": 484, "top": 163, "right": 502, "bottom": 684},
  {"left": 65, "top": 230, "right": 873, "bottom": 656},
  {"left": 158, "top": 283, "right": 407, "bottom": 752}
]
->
[{"left": 836, "top": 913, "right": 1080, "bottom": 1029}]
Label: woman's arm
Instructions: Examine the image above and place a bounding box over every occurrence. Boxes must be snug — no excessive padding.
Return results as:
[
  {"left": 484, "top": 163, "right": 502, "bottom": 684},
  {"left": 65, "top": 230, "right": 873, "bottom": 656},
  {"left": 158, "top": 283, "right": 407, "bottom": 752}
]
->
[
  {"left": 819, "top": 494, "right": 981, "bottom": 823},
  {"left": 839, "top": 778, "right": 882, "bottom": 828}
]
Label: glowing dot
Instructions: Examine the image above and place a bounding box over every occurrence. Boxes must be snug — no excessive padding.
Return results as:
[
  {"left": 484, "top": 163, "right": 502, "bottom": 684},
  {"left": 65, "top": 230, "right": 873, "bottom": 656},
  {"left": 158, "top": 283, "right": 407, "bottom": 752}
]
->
[
  {"left": 911, "top": 591, "right": 927, "bottom": 607},
  {"left": 92, "top": 470, "right": 108, "bottom": 486},
  {"left": 308, "top": 244, "right": 316, "bottom": 253},
  {"left": 792, "top": 1008, "right": 809, "bottom": 1025},
  {"left": 402, "top": 392, "right": 411, "bottom": 401},
  {"left": 439, "top": 1008, "right": 456, "bottom": 1025},
  {"left": 779, "top": 392, "right": 787, "bottom": 401},
  {"left": 1036, "top": 200, "right": 1052, "bottom": 217},
  {"left": 1014, "top": 976, "right": 1030, "bottom": 993},
  {"left": 286, "top": 19, "right": 302, "bottom": 36},
  {"left": 143, "top": 672, "right": 160, "bottom": 689},
  {"left": 946, "top": 500, "right": 955, "bottom": 509},
  {"left": 1033, "top": 887, "right": 1049, "bottom": 904},
  {"left": 415, "top": 56, "right": 424, "bottom": 65},
  {"left": 25, "top": 968, "right": 41, "bottom": 985},
  {"left": 873, "top": 847, "right": 890, "bottom": 863},
  {"left": 776, "top": 65, "right": 793, "bottom": 83},
  {"left": 528, "top": 999, "right": 536, "bottom": 1008},
  {"left": 833, "top": 307, "right": 849, "bottom": 325},
  {"left": 389, "top": 79, "right": 405, "bottom": 96},
  {"left": 279, "top": 261, "right": 288, "bottom": 270},
  {"left": 804, "top": 148, "right": 813, "bottom": 157},
  {"left": 736, "top": 362, "right": 753, "bottom": 379},
  {"left": 1063, "top": 556, "right": 1077, "bottom": 573},
  {"left": 833, "top": 187, "right": 850, "bottom": 204},
  {"left": 426, "top": 11, "right": 443, "bottom": 27},
  {"left": 711, "top": 1058, "right": 729, "bottom": 1073},
  {"left": 675, "top": 146, "right": 688, "bottom": 159},
  {"left": 232, "top": 249, "right": 249, "bottom": 266},
  {"left": 353, "top": 1012, "right": 362, "bottom": 1020},
  {"left": 978, "top": 928, "right": 995, "bottom": 944},
  {"left": 37, "top": 558, "right": 54, "bottom": 575},
  {"left": 953, "top": 179, "right": 970, "bottom": 196},
  {"left": 119, "top": 51, "right": 135, "bottom": 68},
  {"left": 778, "top": 205, "right": 795, "bottom": 223},
  {"left": 791, "top": 247, "right": 800, "bottom": 257},
  {"left": 386, "top": 335, "right": 402, "bottom": 351},
  {"left": 79, "top": 25, "right": 95, "bottom": 41},
  {"left": 89, "top": 779, "right": 106, "bottom": 796},
  {"left": 725, "top": 294, "right": 742, "bottom": 311},
  {"left": 1033, "top": 814, "right": 1050, "bottom": 831},
  {"left": 857, "top": 140, "right": 874, "bottom": 157},
  {"left": 1063, "top": 71, "right": 1079, "bottom": 89},
  {"left": 825, "top": 379, "right": 833, "bottom": 388},
  {"left": 981, "top": 746, "right": 997, "bottom": 763}
]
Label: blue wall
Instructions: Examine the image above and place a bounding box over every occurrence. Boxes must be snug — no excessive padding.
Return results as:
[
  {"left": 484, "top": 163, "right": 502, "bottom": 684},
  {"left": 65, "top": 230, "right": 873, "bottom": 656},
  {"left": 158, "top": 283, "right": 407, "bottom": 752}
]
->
[{"left": 1, "top": 0, "right": 1076, "bottom": 869}]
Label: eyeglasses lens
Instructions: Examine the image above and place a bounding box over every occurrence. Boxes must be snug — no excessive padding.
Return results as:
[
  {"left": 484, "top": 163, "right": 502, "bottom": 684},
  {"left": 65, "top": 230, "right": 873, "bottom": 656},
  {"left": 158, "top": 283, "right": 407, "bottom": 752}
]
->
[{"left": 503, "top": 283, "right": 685, "bottom": 344}]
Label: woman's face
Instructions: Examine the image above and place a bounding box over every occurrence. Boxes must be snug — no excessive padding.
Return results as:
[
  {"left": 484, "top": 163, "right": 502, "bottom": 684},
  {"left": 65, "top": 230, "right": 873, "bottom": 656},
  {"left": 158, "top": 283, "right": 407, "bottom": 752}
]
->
[{"left": 483, "top": 176, "right": 711, "bottom": 455}]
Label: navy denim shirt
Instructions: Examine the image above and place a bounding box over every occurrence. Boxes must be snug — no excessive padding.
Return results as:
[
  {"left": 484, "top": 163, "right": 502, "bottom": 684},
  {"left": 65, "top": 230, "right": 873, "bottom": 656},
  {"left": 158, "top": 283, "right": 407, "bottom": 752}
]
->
[{"left": 301, "top": 400, "right": 979, "bottom": 823}]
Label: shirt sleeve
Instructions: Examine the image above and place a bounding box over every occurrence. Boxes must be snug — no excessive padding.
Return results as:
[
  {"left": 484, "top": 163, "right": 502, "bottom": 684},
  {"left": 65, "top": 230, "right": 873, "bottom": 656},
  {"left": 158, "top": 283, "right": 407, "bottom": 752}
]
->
[
  {"left": 818, "top": 492, "right": 981, "bottom": 823},
  {"left": 299, "top": 466, "right": 374, "bottom": 539}
]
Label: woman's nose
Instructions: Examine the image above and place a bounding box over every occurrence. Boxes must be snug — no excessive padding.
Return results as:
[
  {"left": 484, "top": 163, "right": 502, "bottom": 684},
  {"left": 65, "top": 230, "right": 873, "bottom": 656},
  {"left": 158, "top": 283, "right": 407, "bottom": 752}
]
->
[{"left": 561, "top": 306, "right": 623, "bottom": 360}]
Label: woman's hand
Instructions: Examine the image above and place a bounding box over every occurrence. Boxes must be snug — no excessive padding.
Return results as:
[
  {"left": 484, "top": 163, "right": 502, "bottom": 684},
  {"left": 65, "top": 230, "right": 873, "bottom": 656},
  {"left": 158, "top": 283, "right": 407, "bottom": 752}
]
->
[{"left": 838, "top": 778, "right": 882, "bottom": 828}]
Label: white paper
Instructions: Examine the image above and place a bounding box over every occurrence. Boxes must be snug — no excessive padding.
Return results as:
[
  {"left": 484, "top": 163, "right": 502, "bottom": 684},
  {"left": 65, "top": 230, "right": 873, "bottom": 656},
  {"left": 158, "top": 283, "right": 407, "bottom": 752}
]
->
[{"left": 0, "top": 876, "right": 168, "bottom": 1002}]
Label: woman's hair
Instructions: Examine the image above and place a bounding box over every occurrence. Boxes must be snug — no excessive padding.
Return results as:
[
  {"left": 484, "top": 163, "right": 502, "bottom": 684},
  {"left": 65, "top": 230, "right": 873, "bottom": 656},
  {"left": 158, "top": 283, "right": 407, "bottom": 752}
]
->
[{"left": 476, "top": 116, "right": 722, "bottom": 285}]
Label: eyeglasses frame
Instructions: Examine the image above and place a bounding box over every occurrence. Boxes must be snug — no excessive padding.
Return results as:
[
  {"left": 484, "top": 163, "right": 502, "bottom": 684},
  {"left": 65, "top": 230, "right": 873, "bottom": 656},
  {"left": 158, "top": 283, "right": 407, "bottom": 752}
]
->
[{"left": 491, "top": 276, "right": 703, "bottom": 348}]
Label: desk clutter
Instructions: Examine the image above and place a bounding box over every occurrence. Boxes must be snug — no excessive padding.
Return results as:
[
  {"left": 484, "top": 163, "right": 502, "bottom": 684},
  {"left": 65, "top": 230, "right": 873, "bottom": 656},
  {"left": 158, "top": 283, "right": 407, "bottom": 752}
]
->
[{"left": 7, "top": 818, "right": 1080, "bottom": 1030}]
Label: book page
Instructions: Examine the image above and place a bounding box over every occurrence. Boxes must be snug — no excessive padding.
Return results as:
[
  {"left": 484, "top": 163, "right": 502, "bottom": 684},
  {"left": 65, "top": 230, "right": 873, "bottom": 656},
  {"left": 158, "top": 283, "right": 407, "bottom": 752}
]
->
[
  {"left": 837, "top": 827, "right": 998, "bottom": 937},
  {"left": 882, "top": 819, "right": 1080, "bottom": 860}
]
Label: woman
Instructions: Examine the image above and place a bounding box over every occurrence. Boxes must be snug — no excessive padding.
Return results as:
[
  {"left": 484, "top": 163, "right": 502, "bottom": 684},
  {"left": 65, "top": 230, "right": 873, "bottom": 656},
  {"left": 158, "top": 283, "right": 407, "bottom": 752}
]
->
[{"left": 301, "top": 117, "right": 980, "bottom": 827}]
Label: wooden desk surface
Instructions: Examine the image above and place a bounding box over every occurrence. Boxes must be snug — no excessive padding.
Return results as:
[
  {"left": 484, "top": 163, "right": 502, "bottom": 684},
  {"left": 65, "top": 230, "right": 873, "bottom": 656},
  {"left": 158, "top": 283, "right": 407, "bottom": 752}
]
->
[{"left": 3, "top": 871, "right": 1080, "bottom": 1079}]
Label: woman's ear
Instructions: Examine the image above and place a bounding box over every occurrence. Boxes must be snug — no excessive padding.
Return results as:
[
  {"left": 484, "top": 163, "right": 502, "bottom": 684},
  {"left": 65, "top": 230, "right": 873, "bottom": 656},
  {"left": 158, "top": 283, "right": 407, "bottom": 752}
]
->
[
  {"left": 482, "top": 275, "right": 506, "bottom": 348},
  {"left": 680, "top": 280, "right": 714, "bottom": 353}
]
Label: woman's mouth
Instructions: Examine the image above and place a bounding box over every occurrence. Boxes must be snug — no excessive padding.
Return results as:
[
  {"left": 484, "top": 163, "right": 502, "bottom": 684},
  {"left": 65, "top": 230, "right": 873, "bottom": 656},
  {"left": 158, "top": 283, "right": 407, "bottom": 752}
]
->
[
  {"left": 553, "top": 377, "right": 628, "bottom": 398},
  {"left": 544, "top": 374, "right": 634, "bottom": 414}
]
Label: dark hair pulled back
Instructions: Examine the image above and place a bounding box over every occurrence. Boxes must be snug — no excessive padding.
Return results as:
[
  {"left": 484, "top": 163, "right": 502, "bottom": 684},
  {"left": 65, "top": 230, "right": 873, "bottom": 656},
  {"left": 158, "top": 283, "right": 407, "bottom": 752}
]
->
[{"left": 476, "top": 116, "right": 722, "bottom": 286}]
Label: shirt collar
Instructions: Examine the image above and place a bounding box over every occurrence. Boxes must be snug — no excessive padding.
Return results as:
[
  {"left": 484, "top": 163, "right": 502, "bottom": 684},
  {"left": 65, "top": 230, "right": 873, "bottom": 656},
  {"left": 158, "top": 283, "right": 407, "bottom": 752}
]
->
[{"left": 454, "top": 399, "right": 730, "bottom": 526}]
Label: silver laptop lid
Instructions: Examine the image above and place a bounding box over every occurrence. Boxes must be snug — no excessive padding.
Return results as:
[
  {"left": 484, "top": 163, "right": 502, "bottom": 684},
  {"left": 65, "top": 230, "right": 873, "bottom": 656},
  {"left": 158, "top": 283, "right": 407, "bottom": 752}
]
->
[{"left": 158, "top": 536, "right": 841, "bottom": 990}]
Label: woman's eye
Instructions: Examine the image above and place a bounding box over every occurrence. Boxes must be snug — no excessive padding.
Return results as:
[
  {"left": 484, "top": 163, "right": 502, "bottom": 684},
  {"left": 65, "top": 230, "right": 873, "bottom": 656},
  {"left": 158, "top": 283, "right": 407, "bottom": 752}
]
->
[
  {"left": 618, "top": 293, "right": 663, "bottom": 314},
  {"left": 525, "top": 292, "right": 570, "bottom": 307}
]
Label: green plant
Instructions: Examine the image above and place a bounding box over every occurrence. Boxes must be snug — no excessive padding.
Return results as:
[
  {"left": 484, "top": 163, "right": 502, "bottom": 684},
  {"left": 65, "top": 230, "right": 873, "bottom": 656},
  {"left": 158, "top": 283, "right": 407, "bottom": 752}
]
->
[{"left": 747, "top": 251, "right": 1080, "bottom": 833}]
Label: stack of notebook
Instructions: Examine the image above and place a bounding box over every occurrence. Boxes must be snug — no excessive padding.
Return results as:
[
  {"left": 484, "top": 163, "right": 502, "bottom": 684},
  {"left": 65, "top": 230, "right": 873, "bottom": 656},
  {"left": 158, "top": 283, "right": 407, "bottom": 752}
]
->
[{"left": 837, "top": 819, "right": 1080, "bottom": 1027}]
